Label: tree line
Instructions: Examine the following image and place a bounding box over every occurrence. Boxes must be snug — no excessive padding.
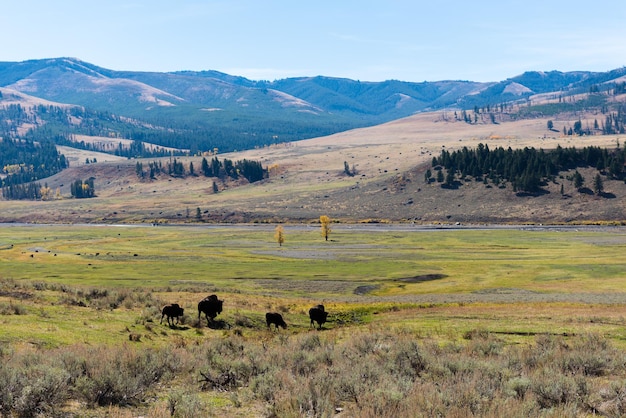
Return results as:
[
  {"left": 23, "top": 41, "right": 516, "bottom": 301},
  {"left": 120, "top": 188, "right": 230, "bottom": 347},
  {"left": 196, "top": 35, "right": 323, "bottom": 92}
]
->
[
  {"left": 5, "top": 103, "right": 351, "bottom": 156},
  {"left": 70, "top": 178, "right": 96, "bottom": 199},
  {"left": 135, "top": 157, "right": 267, "bottom": 184},
  {"left": 430, "top": 143, "right": 626, "bottom": 194},
  {"left": 1, "top": 138, "right": 68, "bottom": 198}
]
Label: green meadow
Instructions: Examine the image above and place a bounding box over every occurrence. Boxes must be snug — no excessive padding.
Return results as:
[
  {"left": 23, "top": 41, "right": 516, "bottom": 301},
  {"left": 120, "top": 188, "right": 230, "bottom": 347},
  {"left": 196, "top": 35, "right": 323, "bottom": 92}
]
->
[
  {"left": 2, "top": 224, "right": 626, "bottom": 343},
  {"left": 2, "top": 224, "right": 626, "bottom": 416},
  {"left": 2, "top": 224, "right": 626, "bottom": 293}
]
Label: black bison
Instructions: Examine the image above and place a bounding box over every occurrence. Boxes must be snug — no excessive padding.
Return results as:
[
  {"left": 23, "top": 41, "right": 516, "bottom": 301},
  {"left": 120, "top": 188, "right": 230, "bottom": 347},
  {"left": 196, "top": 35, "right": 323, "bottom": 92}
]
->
[
  {"left": 309, "top": 304, "right": 328, "bottom": 329},
  {"left": 198, "top": 294, "right": 223, "bottom": 326},
  {"left": 161, "top": 303, "right": 184, "bottom": 326},
  {"left": 265, "top": 312, "right": 287, "bottom": 330}
]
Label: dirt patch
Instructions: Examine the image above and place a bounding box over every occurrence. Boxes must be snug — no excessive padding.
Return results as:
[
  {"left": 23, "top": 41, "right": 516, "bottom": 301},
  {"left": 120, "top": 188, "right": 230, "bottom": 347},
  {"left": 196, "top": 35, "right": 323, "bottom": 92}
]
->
[
  {"left": 472, "top": 287, "right": 539, "bottom": 295},
  {"left": 0, "top": 290, "right": 33, "bottom": 299},
  {"left": 255, "top": 250, "right": 337, "bottom": 260},
  {"left": 354, "top": 285, "right": 380, "bottom": 295},
  {"left": 397, "top": 274, "right": 447, "bottom": 283},
  {"left": 254, "top": 278, "right": 358, "bottom": 295}
]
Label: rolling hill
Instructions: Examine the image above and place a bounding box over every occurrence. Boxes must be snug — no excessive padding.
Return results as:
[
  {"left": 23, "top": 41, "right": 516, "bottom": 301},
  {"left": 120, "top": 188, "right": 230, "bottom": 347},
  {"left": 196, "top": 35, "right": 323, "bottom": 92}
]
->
[
  {"left": 1, "top": 58, "right": 626, "bottom": 224},
  {"left": 1, "top": 107, "right": 625, "bottom": 225},
  {"left": 1, "top": 57, "right": 624, "bottom": 154}
]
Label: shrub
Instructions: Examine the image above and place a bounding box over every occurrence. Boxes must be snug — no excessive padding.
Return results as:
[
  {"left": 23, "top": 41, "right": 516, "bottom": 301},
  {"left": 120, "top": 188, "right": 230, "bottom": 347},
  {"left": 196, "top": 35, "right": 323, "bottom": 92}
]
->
[
  {"left": 168, "top": 390, "right": 209, "bottom": 418},
  {"left": 531, "top": 370, "right": 586, "bottom": 409},
  {"left": 0, "top": 355, "right": 70, "bottom": 417},
  {"left": 74, "top": 345, "right": 178, "bottom": 407},
  {"left": 507, "top": 377, "right": 532, "bottom": 399}
]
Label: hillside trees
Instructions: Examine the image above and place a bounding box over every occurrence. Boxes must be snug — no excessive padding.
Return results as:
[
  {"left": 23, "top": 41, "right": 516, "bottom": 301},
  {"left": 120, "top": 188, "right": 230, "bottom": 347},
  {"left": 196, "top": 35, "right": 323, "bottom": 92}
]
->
[
  {"left": 135, "top": 157, "right": 267, "bottom": 184},
  {"left": 432, "top": 144, "right": 625, "bottom": 195},
  {"left": 2, "top": 182, "right": 43, "bottom": 200},
  {"left": 70, "top": 178, "right": 96, "bottom": 198},
  {"left": 572, "top": 171, "right": 585, "bottom": 191},
  {"left": 11, "top": 101, "right": 355, "bottom": 156},
  {"left": 0, "top": 138, "right": 68, "bottom": 200},
  {"left": 593, "top": 173, "right": 604, "bottom": 195},
  {"left": 343, "top": 161, "right": 356, "bottom": 176}
]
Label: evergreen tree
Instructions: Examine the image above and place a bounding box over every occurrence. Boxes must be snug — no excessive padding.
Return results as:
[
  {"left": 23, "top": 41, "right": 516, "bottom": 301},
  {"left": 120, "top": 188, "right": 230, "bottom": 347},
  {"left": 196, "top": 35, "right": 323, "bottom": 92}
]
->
[
  {"left": 593, "top": 173, "right": 604, "bottom": 195},
  {"left": 573, "top": 171, "right": 584, "bottom": 190},
  {"left": 444, "top": 169, "right": 455, "bottom": 187},
  {"left": 201, "top": 157, "right": 211, "bottom": 177}
]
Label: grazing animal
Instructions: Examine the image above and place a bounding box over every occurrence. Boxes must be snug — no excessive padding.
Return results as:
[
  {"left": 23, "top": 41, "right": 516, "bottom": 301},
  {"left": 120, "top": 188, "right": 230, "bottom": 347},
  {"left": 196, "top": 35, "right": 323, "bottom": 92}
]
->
[
  {"left": 265, "top": 312, "right": 287, "bottom": 330},
  {"left": 161, "top": 303, "right": 184, "bottom": 326},
  {"left": 309, "top": 304, "right": 328, "bottom": 329},
  {"left": 198, "top": 294, "right": 223, "bottom": 326}
]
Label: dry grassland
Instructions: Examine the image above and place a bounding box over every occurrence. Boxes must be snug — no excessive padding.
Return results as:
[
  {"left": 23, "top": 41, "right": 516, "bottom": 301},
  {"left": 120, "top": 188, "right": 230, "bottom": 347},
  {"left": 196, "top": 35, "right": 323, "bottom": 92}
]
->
[{"left": 0, "top": 108, "right": 624, "bottom": 224}]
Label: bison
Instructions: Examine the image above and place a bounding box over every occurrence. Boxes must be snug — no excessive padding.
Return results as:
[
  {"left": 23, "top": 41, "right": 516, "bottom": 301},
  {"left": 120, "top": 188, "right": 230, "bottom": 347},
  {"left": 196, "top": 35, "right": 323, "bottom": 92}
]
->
[
  {"left": 161, "top": 303, "right": 184, "bottom": 326},
  {"left": 309, "top": 304, "right": 328, "bottom": 329},
  {"left": 198, "top": 294, "right": 223, "bottom": 326},
  {"left": 265, "top": 312, "right": 287, "bottom": 330}
]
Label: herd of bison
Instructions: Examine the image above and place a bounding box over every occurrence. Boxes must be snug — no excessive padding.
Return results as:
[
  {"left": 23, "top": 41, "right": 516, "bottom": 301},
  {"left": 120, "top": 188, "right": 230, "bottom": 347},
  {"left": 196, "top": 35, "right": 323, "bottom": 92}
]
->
[{"left": 160, "top": 294, "right": 329, "bottom": 331}]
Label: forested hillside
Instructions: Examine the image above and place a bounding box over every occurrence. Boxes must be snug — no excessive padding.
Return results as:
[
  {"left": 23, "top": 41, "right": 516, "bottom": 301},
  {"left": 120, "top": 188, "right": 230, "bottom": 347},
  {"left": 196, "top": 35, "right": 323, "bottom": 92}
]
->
[
  {"left": 0, "top": 136, "right": 67, "bottom": 199},
  {"left": 2, "top": 58, "right": 625, "bottom": 158},
  {"left": 432, "top": 144, "right": 625, "bottom": 195}
]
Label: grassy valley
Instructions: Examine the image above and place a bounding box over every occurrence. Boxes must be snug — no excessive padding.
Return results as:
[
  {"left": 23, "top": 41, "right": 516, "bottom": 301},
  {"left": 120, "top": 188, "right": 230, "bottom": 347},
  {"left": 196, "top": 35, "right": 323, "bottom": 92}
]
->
[
  {"left": 3, "top": 59, "right": 626, "bottom": 417},
  {"left": 2, "top": 224, "right": 626, "bottom": 416}
]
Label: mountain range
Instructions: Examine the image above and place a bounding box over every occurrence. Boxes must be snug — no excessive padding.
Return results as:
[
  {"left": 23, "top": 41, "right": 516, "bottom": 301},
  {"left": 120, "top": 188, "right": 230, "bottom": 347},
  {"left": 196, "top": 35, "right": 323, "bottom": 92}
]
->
[{"left": 2, "top": 57, "right": 625, "bottom": 154}]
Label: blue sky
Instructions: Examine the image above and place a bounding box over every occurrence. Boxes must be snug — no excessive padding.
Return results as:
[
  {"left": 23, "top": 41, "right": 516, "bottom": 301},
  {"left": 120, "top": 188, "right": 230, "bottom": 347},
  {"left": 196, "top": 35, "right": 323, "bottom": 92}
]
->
[{"left": 4, "top": 0, "right": 626, "bottom": 82}]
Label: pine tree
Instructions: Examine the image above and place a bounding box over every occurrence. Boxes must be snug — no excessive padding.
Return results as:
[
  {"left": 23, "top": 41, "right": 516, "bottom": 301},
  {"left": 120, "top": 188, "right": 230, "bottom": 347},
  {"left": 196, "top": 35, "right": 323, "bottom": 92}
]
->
[
  {"left": 593, "top": 173, "right": 604, "bottom": 195},
  {"left": 573, "top": 171, "right": 584, "bottom": 191}
]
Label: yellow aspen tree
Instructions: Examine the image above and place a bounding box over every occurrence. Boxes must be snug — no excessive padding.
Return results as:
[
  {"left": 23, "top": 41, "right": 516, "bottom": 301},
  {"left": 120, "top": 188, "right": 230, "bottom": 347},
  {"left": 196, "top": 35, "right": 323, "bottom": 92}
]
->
[
  {"left": 274, "top": 225, "right": 285, "bottom": 247},
  {"left": 40, "top": 185, "right": 52, "bottom": 201},
  {"left": 320, "top": 215, "right": 332, "bottom": 241}
]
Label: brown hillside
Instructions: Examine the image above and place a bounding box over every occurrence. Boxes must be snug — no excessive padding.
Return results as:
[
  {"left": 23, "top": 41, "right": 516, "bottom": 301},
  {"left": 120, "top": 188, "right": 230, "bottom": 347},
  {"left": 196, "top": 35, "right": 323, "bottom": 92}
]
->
[{"left": 1, "top": 110, "right": 624, "bottom": 224}]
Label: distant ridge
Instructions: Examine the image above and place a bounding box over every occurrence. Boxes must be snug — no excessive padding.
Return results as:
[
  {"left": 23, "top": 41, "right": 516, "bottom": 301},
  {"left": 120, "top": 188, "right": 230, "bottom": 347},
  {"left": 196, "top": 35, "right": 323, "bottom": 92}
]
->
[{"left": 1, "top": 57, "right": 625, "bottom": 154}]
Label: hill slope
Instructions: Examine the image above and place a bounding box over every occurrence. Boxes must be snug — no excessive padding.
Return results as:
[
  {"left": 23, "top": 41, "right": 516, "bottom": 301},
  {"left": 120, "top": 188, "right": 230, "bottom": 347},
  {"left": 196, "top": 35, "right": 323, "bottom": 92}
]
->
[
  {"left": 2, "top": 58, "right": 626, "bottom": 224},
  {"left": 2, "top": 58, "right": 624, "bottom": 155},
  {"left": 1, "top": 108, "right": 624, "bottom": 224}
]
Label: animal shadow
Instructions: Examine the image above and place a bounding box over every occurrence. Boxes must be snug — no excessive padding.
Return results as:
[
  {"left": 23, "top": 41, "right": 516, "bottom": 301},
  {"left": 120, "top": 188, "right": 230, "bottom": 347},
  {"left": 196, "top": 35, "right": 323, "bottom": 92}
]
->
[
  {"left": 206, "top": 319, "right": 230, "bottom": 330},
  {"left": 167, "top": 324, "right": 191, "bottom": 331}
]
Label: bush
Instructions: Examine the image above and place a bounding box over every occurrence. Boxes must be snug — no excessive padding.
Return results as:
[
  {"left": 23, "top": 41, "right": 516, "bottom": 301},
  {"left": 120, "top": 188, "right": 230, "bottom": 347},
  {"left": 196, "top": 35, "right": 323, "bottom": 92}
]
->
[
  {"left": 0, "top": 354, "right": 70, "bottom": 417},
  {"left": 531, "top": 370, "right": 587, "bottom": 409},
  {"left": 2, "top": 324, "right": 626, "bottom": 416},
  {"left": 74, "top": 345, "right": 178, "bottom": 407},
  {"left": 0, "top": 301, "right": 27, "bottom": 315}
]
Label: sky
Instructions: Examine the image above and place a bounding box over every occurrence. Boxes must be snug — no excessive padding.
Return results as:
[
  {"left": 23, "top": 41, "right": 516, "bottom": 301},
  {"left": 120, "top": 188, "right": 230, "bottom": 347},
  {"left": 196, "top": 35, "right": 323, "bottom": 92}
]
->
[{"left": 4, "top": 0, "right": 626, "bottom": 83}]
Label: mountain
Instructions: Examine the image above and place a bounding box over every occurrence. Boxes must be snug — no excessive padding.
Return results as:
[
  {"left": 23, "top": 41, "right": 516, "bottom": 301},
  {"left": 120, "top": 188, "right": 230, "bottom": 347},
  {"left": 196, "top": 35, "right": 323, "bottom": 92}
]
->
[{"left": 1, "top": 57, "right": 625, "bottom": 156}]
